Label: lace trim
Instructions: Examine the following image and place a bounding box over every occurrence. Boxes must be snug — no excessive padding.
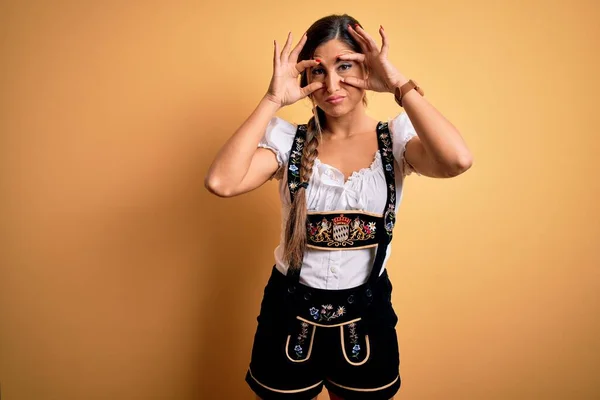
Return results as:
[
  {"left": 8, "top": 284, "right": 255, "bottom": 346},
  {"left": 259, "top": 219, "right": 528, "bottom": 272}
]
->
[
  {"left": 257, "top": 143, "right": 282, "bottom": 167},
  {"left": 314, "top": 152, "right": 382, "bottom": 183},
  {"left": 401, "top": 137, "right": 421, "bottom": 177}
]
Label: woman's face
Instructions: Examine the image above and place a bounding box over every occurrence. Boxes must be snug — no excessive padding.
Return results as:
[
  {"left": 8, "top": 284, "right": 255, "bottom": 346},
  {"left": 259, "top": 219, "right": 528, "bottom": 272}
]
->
[{"left": 307, "top": 39, "right": 367, "bottom": 117}]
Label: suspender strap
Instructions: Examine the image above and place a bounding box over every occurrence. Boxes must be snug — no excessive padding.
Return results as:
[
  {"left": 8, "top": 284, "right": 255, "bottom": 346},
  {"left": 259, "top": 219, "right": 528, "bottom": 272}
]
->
[{"left": 285, "top": 121, "right": 397, "bottom": 287}]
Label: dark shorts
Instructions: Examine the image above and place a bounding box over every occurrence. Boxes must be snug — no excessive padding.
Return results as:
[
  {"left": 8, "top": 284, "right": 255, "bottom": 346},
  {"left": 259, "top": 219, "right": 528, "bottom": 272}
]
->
[{"left": 245, "top": 266, "right": 401, "bottom": 400}]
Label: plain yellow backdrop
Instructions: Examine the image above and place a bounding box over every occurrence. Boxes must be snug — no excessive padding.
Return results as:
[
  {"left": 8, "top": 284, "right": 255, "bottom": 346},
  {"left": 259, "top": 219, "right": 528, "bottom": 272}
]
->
[{"left": 1, "top": 1, "right": 598, "bottom": 399}]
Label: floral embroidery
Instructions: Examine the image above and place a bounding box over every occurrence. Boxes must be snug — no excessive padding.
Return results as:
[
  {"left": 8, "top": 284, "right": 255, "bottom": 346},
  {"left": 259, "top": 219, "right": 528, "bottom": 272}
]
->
[
  {"left": 310, "top": 304, "right": 346, "bottom": 322},
  {"left": 348, "top": 322, "right": 360, "bottom": 359},
  {"left": 377, "top": 122, "right": 396, "bottom": 239},
  {"left": 288, "top": 127, "right": 307, "bottom": 201},
  {"left": 306, "top": 214, "right": 377, "bottom": 247},
  {"left": 294, "top": 322, "right": 309, "bottom": 358},
  {"left": 384, "top": 206, "right": 396, "bottom": 232}
]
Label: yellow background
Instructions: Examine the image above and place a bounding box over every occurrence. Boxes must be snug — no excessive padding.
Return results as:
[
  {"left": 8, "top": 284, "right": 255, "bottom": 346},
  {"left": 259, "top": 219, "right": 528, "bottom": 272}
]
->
[{"left": 1, "top": 1, "right": 598, "bottom": 399}]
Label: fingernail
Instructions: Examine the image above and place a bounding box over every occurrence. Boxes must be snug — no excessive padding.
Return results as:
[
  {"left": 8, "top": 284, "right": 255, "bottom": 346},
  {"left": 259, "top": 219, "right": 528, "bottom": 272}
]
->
[
  {"left": 315, "top": 58, "right": 321, "bottom": 63},
  {"left": 354, "top": 24, "right": 360, "bottom": 29}
]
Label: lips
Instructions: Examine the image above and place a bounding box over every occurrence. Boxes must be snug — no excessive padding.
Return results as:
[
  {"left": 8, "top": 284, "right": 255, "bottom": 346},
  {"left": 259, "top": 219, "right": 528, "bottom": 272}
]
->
[{"left": 326, "top": 96, "right": 345, "bottom": 104}]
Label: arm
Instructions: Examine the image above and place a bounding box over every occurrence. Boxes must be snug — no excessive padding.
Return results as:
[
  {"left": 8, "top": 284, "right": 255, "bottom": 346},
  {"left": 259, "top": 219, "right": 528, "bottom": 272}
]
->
[
  {"left": 397, "top": 78, "right": 473, "bottom": 178},
  {"left": 204, "top": 31, "right": 322, "bottom": 198},
  {"left": 340, "top": 24, "right": 473, "bottom": 179},
  {"left": 204, "top": 96, "right": 281, "bottom": 197}
]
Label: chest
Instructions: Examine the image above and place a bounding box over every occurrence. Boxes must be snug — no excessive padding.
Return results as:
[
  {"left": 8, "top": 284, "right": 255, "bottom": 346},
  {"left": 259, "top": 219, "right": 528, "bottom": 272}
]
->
[{"left": 316, "top": 134, "right": 380, "bottom": 182}]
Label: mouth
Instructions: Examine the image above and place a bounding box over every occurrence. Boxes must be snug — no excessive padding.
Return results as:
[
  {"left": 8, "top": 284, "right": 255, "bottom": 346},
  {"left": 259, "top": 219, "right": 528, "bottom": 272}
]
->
[{"left": 326, "top": 96, "right": 345, "bottom": 104}]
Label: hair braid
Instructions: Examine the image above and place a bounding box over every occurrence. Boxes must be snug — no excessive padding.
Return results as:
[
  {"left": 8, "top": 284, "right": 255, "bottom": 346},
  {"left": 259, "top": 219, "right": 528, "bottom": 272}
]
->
[{"left": 283, "top": 107, "right": 324, "bottom": 273}]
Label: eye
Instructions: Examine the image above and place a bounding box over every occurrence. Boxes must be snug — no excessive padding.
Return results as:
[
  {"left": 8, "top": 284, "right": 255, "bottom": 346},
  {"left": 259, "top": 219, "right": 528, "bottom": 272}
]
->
[
  {"left": 311, "top": 67, "right": 324, "bottom": 75},
  {"left": 339, "top": 63, "right": 352, "bottom": 71}
]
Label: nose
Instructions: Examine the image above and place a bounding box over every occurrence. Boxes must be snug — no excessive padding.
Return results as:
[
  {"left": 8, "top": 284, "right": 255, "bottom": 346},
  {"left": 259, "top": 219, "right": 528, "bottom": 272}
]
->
[{"left": 325, "top": 72, "right": 342, "bottom": 94}]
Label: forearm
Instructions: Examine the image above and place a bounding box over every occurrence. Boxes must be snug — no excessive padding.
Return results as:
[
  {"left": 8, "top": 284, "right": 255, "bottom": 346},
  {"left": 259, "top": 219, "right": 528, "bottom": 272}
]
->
[
  {"left": 394, "top": 78, "right": 471, "bottom": 170},
  {"left": 205, "top": 95, "right": 281, "bottom": 189}
]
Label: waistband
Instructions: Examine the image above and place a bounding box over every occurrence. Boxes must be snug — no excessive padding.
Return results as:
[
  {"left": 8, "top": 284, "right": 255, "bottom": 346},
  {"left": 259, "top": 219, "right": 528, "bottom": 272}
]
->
[{"left": 267, "top": 265, "right": 392, "bottom": 329}]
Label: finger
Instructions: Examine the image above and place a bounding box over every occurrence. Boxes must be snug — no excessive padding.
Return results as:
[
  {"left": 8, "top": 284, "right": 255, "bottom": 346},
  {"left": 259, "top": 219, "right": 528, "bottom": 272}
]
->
[
  {"left": 300, "top": 82, "right": 325, "bottom": 98},
  {"left": 354, "top": 24, "right": 379, "bottom": 52},
  {"left": 337, "top": 53, "right": 366, "bottom": 63},
  {"left": 341, "top": 76, "right": 368, "bottom": 89},
  {"left": 289, "top": 31, "right": 307, "bottom": 64},
  {"left": 379, "top": 25, "right": 389, "bottom": 58},
  {"left": 273, "top": 39, "right": 280, "bottom": 68},
  {"left": 347, "top": 24, "right": 370, "bottom": 53},
  {"left": 295, "top": 59, "right": 321, "bottom": 74},
  {"left": 280, "top": 31, "right": 293, "bottom": 64}
]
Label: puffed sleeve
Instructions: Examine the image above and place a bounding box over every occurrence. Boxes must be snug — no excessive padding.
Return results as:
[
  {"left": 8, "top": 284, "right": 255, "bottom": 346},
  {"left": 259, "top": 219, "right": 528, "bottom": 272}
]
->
[
  {"left": 389, "top": 111, "right": 421, "bottom": 177},
  {"left": 257, "top": 116, "right": 297, "bottom": 180}
]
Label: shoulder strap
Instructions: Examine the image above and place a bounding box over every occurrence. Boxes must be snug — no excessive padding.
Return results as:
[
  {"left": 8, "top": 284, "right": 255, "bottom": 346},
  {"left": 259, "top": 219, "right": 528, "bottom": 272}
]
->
[
  {"left": 287, "top": 124, "right": 308, "bottom": 204},
  {"left": 375, "top": 121, "right": 397, "bottom": 243}
]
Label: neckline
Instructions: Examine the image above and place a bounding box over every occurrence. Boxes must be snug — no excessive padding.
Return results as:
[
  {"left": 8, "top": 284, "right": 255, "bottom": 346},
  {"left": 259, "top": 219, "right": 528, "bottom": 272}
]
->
[
  {"left": 315, "top": 151, "right": 381, "bottom": 185},
  {"left": 313, "top": 121, "right": 384, "bottom": 185}
]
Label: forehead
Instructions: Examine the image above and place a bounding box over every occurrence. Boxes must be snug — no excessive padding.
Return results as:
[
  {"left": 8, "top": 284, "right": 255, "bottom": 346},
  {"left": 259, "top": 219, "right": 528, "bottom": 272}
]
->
[{"left": 313, "top": 39, "right": 355, "bottom": 58}]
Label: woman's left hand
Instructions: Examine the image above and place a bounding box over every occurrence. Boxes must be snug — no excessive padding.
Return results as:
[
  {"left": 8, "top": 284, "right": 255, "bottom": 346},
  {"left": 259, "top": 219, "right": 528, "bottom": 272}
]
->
[{"left": 339, "top": 24, "right": 407, "bottom": 93}]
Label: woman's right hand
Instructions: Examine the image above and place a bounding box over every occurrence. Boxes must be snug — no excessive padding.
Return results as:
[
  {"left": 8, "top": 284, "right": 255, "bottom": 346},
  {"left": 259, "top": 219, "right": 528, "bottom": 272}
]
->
[{"left": 265, "top": 32, "right": 324, "bottom": 108}]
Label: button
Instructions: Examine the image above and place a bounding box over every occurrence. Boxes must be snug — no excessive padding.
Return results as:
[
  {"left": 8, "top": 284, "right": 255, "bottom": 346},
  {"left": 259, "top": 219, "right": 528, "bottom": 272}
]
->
[
  {"left": 331, "top": 266, "right": 338, "bottom": 274},
  {"left": 365, "top": 288, "right": 372, "bottom": 298},
  {"left": 304, "top": 292, "right": 312, "bottom": 300},
  {"left": 347, "top": 294, "right": 355, "bottom": 304},
  {"left": 287, "top": 285, "right": 296, "bottom": 294}
]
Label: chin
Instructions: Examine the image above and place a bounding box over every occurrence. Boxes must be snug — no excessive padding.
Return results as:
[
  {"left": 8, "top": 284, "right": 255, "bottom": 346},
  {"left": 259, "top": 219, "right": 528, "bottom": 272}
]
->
[{"left": 318, "top": 103, "right": 352, "bottom": 118}]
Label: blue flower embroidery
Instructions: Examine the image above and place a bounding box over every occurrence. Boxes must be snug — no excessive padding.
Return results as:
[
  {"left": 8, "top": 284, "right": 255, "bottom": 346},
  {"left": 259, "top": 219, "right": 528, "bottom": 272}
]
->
[
  {"left": 289, "top": 164, "right": 298, "bottom": 173},
  {"left": 348, "top": 323, "right": 361, "bottom": 359},
  {"left": 385, "top": 163, "right": 393, "bottom": 172},
  {"left": 309, "top": 307, "right": 319, "bottom": 320},
  {"left": 294, "top": 344, "right": 303, "bottom": 355}
]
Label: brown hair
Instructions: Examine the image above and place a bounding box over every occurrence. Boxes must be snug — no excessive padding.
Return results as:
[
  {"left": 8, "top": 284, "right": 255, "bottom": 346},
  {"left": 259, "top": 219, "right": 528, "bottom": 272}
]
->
[{"left": 283, "top": 14, "right": 368, "bottom": 272}]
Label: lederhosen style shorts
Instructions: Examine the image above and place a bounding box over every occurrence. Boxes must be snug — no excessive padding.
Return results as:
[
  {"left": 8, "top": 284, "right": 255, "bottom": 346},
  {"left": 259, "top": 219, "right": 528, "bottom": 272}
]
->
[
  {"left": 245, "top": 266, "right": 400, "bottom": 400},
  {"left": 246, "top": 121, "right": 402, "bottom": 399}
]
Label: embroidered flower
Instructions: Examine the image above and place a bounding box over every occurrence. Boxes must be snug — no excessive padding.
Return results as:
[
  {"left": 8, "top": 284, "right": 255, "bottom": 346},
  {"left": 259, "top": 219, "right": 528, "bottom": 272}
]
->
[
  {"left": 294, "top": 322, "right": 309, "bottom": 358},
  {"left": 313, "top": 304, "right": 345, "bottom": 322},
  {"left": 309, "top": 307, "right": 319, "bottom": 319},
  {"left": 289, "top": 164, "right": 298, "bottom": 173},
  {"left": 348, "top": 323, "right": 361, "bottom": 359},
  {"left": 385, "top": 163, "right": 393, "bottom": 172}
]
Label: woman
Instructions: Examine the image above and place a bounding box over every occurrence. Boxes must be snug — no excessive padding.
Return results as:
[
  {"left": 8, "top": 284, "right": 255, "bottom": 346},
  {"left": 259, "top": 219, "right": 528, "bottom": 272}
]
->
[{"left": 205, "top": 14, "right": 472, "bottom": 400}]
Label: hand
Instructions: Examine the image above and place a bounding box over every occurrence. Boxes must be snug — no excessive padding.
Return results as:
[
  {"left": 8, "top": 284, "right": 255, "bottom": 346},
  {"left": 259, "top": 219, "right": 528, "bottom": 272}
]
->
[
  {"left": 338, "top": 24, "right": 407, "bottom": 93},
  {"left": 265, "top": 32, "right": 324, "bottom": 107}
]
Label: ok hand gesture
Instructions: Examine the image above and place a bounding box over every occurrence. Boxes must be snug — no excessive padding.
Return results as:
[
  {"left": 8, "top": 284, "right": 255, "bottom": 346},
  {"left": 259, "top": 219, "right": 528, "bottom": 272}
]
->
[
  {"left": 265, "top": 32, "right": 324, "bottom": 108},
  {"left": 339, "top": 25, "right": 407, "bottom": 93}
]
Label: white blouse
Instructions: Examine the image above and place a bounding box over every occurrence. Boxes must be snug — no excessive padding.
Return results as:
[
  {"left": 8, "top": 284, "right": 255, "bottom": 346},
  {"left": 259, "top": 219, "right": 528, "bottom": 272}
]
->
[{"left": 258, "top": 112, "right": 420, "bottom": 290}]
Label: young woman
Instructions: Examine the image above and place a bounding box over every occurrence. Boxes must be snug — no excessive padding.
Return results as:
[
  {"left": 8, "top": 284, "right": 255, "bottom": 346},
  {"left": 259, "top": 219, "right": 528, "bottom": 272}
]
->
[{"left": 205, "top": 14, "right": 472, "bottom": 400}]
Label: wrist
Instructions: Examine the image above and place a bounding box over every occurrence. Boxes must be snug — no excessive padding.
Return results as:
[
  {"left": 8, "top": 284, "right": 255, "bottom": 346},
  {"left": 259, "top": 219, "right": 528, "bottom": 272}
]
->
[
  {"left": 262, "top": 94, "right": 283, "bottom": 111},
  {"left": 388, "top": 76, "right": 409, "bottom": 93}
]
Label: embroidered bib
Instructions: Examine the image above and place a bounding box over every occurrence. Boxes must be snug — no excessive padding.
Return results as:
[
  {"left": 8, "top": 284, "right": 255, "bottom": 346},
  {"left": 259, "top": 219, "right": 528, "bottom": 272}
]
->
[{"left": 287, "top": 122, "right": 398, "bottom": 250}]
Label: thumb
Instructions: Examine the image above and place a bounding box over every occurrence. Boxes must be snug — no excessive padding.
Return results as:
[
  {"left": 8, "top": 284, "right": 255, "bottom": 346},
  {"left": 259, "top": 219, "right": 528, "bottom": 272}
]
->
[
  {"left": 300, "top": 82, "right": 324, "bottom": 98},
  {"left": 342, "top": 76, "right": 368, "bottom": 89}
]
